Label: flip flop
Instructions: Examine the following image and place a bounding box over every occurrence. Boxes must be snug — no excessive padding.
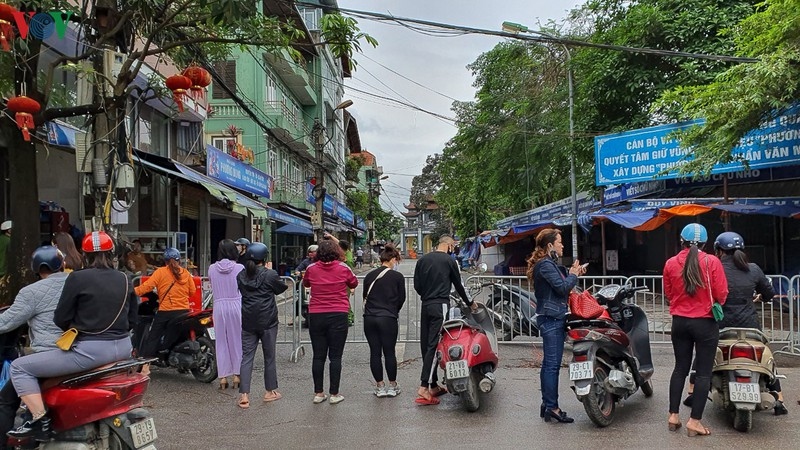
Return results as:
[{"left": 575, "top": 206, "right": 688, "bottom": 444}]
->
[
  {"left": 429, "top": 387, "right": 448, "bottom": 397},
  {"left": 415, "top": 396, "right": 440, "bottom": 406},
  {"left": 264, "top": 391, "right": 282, "bottom": 402}
]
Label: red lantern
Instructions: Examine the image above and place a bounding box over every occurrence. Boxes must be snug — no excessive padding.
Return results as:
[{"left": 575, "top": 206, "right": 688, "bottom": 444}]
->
[
  {"left": 165, "top": 74, "right": 192, "bottom": 112},
  {"left": 7, "top": 96, "right": 40, "bottom": 141},
  {"left": 0, "top": 4, "right": 17, "bottom": 52},
  {"left": 182, "top": 65, "right": 212, "bottom": 102}
]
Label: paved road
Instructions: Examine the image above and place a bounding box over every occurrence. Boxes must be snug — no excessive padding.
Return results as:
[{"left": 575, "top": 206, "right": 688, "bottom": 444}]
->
[{"left": 145, "top": 259, "right": 800, "bottom": 449}]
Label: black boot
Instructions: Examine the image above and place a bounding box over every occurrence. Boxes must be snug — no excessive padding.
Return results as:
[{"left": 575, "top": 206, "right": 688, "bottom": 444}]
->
[{"left": 7, "top": 415, "right": 52, "bottom": 442}]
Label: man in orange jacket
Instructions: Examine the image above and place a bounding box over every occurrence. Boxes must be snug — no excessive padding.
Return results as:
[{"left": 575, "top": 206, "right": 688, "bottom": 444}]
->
[{"left": 134, "top": 248, "right": 196, "bottom": 357}]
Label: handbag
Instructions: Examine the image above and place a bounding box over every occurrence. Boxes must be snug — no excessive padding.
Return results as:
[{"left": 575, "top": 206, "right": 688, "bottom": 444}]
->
[
  {"left": 706, "top": 255, "right": 724, "bottom": 322},
  {"left": 363, "top": 267, "right": 390, "bottom": 306},
  {"left": 56, "top": 274, "right": 130, "bottom": 351},
  {"left": 568, "top": 289, "right": 610, "bottom": 320}
]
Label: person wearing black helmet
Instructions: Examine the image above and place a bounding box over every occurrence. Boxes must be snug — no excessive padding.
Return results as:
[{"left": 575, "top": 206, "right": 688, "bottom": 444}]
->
[
  {"left": 235, "top": 238, "right": 251, "bottom": 265},
  {"left": 236, "top": 242, "right": 288, "bottom": 408},
  {"left": 685, "top": 231, "right": 787, "bottom": 415},
  {"left": 0, "top": 246, "right": 67, "bottom": 447}
]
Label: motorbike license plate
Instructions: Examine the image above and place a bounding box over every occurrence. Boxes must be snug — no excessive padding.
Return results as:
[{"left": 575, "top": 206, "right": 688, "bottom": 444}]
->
[
  {"left": 569, "top": 361, "right": 594, "bottom": 381},
  {"left": 445, "top": 360, "right": 469, "bottom": 380},
  {"left": 129, "top": 417, "right": 157, "bottom": 448},
  {"left": 206, "top": 327, "right": 215, "bottom": 340},
  {"left": 729, "top": 382, "right": 761, "bottom": 403}
]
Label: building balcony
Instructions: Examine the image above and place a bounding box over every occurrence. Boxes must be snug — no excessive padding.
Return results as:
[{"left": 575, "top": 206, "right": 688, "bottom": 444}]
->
[
  {"left": 265, "top": 102, "right": 310, "bottom": 152},
  {"left": 264, "top": 49, "right": 317, "bottom": 106},
  {"left": 210, "top": 104, "right": 245, "bottom": 117},
  {"left": 272, "top": 177, "right": 309, "bottom": 209}
]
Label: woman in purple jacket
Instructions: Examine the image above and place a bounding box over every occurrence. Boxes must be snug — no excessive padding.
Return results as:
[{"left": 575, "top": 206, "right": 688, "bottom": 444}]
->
[{"left": 207, "top": 239, "right": 244, "bottom": 390}]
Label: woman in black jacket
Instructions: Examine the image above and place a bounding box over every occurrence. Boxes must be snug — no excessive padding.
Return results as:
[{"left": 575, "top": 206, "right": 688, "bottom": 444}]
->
[
  {"left": 362, "top": 244, "right": 405, "bottom": 398},
  {"left": 236, "top": 242, "right": 288, "bottom": 408}
]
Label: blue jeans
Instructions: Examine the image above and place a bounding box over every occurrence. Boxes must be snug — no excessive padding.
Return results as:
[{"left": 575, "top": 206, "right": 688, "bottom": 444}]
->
[{"left": 538, "top": 316, "right": 566, "bottom": 410}]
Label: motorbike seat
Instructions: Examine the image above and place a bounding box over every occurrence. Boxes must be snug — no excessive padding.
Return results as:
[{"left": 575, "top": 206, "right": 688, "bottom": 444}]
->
[
  {"left": 39, "top": 362, "right": 118, "bottom": 390},
  {"left": 718, "top": 329, "right": 769, "bottom": 344}
]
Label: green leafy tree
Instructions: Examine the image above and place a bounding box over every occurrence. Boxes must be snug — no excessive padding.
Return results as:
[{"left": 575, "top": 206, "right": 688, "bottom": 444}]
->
[
  {"left": 0, "top": 0, "right": 374, "bottom": 302},
  {"left": 655, "top": 0, "right": 800, "bottom": 173}
]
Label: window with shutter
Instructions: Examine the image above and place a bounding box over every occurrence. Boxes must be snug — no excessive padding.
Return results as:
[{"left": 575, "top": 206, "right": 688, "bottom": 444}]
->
[{"left": 212, "top": 60, "right": 237, "bottom": 99}]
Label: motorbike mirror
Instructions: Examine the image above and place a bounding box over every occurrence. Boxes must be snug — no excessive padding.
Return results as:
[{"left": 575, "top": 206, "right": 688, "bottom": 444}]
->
[{"left": 478, "top": 263, "right": 488, "bottom": 273}]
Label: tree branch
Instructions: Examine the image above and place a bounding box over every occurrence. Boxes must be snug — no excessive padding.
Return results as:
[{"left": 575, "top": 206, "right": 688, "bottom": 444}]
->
[{"left": 41, "top": 103, "right": 105, "bottom": 122}]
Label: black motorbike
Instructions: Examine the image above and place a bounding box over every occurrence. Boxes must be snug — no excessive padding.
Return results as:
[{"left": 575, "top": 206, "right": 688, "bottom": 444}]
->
[
  {"left": 133, "top": 297, "right": 217, "bottom": 383},
  {"left": 566, "top": 284, "right": 654, "bottom": 427},
  {"left": 486, "top": 283, "right": 540, "bottom": 341}
]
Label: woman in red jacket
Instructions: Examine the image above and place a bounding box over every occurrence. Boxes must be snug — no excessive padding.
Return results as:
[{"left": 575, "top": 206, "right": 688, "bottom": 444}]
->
[
  {"left": 663, "top": 223, "right": 728, "bottom": 437},
  {"left": 303, "top": 239, "right": 358, "bottom": 405}
]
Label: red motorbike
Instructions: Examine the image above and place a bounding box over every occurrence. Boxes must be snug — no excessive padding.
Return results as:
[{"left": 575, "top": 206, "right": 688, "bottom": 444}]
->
[
  {"left": 434, "top": 293, "right": 499, "bottom": 412},
  {"left": 7, "top": 358, "right": 157, "bottom": 449}
]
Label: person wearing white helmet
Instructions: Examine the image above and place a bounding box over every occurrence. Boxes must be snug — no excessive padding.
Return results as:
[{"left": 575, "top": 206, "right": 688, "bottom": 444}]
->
[
  {"left": 663, "top": 223, "right": 728, "bottom": 437},
  {"left": 0, "top": 220, "right": 11, "bottom": 277}
]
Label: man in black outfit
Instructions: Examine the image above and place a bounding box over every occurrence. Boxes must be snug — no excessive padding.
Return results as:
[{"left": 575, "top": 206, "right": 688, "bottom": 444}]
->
[{"left": 413, "top": 235, "right": 475, "bottom": 405}]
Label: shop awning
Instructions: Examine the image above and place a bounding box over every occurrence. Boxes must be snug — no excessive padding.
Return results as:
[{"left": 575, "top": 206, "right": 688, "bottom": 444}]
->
[
  {"left": 133, "top": 150, "right": 267, "bottom": 218},
  {"left": 275, "top": 222, "right": 313, "bottom": 236}
]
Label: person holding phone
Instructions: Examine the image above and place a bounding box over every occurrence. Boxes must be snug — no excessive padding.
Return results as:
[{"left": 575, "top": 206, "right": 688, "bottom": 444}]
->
[{"left": 526, "top": 228, "right": 585, "bottom": 423}]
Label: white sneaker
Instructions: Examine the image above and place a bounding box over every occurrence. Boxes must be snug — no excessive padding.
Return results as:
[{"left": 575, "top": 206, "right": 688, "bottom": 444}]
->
[
  {"left": 329, "top": 394, "right": 345, "bottom": 404},
  {"left": 386, "top": 384, "right": 400, "bottom": 397},
  {"left": 375, "top": 386, "right": 388, "bottom": 398},
  {"left": 313, "top": 394, "right": 327, "bottom": 404}
]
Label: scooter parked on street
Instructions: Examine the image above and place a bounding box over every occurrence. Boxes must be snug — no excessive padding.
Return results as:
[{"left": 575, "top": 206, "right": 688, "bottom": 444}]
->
[
  {"left": 434, "top": 291, "right": 499, "bottom": 412},
  {"left": 566, "top": 284, "right": 654, "bottom": 427},
  {"left": 486, "top": 282, "right": 539, "bottom": 341},
  {"left": 6, "top": 358, "right": 158, "bottom": 450},
  {"left": 710, "top": 327, "right": 782, "bottom": 432}
]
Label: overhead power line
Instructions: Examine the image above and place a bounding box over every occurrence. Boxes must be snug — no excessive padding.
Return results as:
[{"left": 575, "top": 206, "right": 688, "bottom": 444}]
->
[{"left": 296, "top": 2, "right": 759, "bottom": 64}]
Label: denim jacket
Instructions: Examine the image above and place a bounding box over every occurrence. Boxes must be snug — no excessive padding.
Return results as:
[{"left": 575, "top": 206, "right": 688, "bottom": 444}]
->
[{"left": 533, "top": 258, "right": 578, "bottom": 320}]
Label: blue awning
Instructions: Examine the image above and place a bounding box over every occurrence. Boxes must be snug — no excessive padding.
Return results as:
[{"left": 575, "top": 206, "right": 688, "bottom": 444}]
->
[
  {"left": 275, "top": 223, "right": 313, "bottom": 236},
  {"left": 591, "top": 209, "right": 659, "bottom": 229}
]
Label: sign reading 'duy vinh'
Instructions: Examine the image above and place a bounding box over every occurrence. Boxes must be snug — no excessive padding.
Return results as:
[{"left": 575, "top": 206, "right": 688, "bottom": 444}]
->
[
  {"left": 206, "top": 145, "right": 273, "bottom": 199},
  {"left": 595, "top": 105, "right": 800, "bottom": 186}
]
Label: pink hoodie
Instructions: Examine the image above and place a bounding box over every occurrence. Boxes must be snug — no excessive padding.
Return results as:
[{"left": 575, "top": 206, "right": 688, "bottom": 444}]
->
[{"left": 303, "top": 261, "right": 359, "bottom": 314}]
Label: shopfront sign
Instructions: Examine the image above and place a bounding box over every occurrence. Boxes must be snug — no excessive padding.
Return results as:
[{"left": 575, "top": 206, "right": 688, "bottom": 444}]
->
[
  {"left": 336, "top": 202, "right": 354, "bottom": 224},
  {"left": 595, "top": 105, "right": 800, "bottom": 185},
  {"left": 268, "top": 208, "right": 310, "bottom": 227},
  {"left": 206, "top": 145, "right": 273, "bottom": 199},
  {"left": 496, "top": 193, "right": 600, "bottom": 229},
  {"left": 323, "top": 194, "right": 337, "bottom": 215}
]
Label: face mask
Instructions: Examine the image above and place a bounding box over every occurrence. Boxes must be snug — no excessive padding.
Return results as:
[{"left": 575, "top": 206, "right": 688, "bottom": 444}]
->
[{"left": 393, "top": 262, "right": 399, "bottom": 271}]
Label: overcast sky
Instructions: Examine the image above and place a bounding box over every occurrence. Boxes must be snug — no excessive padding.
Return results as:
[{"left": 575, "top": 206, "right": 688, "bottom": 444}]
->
[{"left": 341, "top": 0, "right": 584, "bottom": 216}]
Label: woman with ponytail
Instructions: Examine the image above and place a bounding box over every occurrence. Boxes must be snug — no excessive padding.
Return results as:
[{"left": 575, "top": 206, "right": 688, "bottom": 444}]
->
[
  {"left": 527, "top": 228, "right": 585, "bottom": 424},
  {"left": 134, "top": 247, "right": 196, "bottom": 357},
  {"left": 663, "top": 223, "right": 728, "bottom": 436},
  {"left": 236, "top": 242, "right": 288, "bottom": 408}
]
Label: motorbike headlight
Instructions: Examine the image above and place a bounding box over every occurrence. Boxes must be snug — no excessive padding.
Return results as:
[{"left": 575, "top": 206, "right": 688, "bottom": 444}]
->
[{"left": 448, "top": 346, "right": 463, "bottom": 360}]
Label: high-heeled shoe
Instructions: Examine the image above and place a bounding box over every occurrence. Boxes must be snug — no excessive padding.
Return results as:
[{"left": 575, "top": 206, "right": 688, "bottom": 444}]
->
[
  {"left": 543, "top": 408, "right": 574, "bottom": 423},
  {"left": 218, "top": 378, "right": 228, "bottom": 390},
  {"left": 540, "top": 404, "right": 546, "bottom": 418},
  {"left": 232, "top": 375, "right": 240, "bottom": 390}
]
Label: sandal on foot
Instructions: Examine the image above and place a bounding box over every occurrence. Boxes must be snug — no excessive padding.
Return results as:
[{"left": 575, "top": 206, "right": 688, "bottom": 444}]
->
[
  {"left": 238, "top": 396, "right": 250, "bottom": 409},
  {"left": 668, "top": 421, "right": 682, "bottom": 432},
  {"left": 264, "top": 391, "right": 282, "bottom": 402},
  {"left": 429, "top": 386, "right": 447, "bottom": 397},
  {"left": 415, "top": 396, "right": 440, "bottom": 406},
  {"left": 687, "top": 425, "right": 710, "bottom": 436}
]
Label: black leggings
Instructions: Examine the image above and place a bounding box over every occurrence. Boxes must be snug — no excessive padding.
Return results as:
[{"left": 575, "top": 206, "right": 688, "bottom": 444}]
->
[
  {"left": 309, "top": 312, "right": 349, "bottom": 395},
  {"left": 670, "top": 316, "right": 718, "bottom": 419},
  {"left": 364, "top": 316, "right": 399, "bottom": 383}
]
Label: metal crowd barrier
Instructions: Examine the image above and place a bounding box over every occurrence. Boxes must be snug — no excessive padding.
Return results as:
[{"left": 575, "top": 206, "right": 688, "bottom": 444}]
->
[{"left": 278, "top": 273, "right": 800, "bottom": 360}]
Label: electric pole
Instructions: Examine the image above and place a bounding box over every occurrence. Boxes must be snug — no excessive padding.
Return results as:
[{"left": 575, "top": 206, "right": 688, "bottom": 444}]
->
[{"left": 311, "top": 121, "right": 326, "bottom": 242}]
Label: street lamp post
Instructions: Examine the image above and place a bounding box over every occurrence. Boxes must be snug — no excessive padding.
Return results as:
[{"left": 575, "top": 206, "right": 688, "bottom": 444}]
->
[
  {"left": 502, "top": 21, "right": 578, "bottom": 260},
  {"left": 311, "top": 100, "right": 354, "bottom": 242}
]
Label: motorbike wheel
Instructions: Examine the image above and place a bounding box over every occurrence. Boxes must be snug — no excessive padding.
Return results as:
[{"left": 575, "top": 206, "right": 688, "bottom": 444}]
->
[
  {"left": 583, "top": 363, "right": 616, "bottom": 427},
  {"left": 733, "top": 409, "right": 753, "bottom": 432},
  {"left": 191, "top": 336, "right": 218, "bottom": 383},
  {"left": 641, "top": 379, "right": 654, "bottom": 398},
  {"left": 460, "top": 372, "right": 481, "bottom": 412},
  {"left": 499, "top": 303, "right": 519, "bottom": 341}
]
